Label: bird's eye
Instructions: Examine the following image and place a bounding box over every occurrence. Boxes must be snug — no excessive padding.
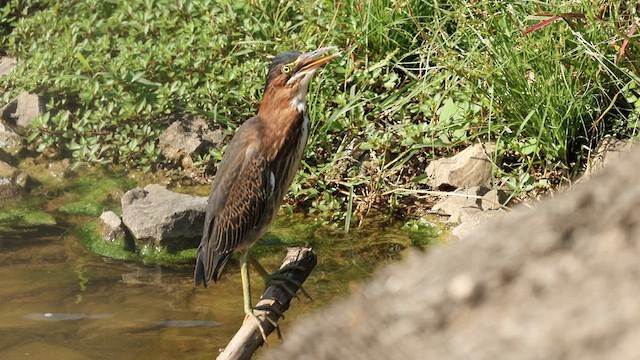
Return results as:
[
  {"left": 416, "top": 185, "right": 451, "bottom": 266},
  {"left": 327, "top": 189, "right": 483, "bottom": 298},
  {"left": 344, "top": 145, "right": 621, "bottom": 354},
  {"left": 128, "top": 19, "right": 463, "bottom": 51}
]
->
[{"left": 281, "top": 65, "right": 291, "bottom": 74}]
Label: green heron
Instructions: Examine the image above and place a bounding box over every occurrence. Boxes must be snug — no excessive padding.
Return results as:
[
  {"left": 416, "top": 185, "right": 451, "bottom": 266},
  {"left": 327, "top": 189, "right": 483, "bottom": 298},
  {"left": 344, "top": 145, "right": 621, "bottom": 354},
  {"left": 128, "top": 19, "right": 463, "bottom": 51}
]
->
[{"left": 194, "top": 47, "right": 340, "bottom": 330}]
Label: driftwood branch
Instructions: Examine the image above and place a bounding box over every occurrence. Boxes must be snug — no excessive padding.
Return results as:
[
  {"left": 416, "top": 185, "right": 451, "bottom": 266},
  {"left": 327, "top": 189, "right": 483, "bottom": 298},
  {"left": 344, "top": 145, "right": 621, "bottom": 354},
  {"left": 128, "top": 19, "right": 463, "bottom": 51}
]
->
[{"left": 217, "top": 247, "right": 317, "bottom": 360}]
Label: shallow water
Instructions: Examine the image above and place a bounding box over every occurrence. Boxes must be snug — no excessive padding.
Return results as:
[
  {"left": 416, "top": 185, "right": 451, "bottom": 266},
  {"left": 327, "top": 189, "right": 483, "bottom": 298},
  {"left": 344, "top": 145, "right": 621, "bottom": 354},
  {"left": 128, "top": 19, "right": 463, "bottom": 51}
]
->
[{"left": 0, "top": 216, "right": 444, "bottom": 359}]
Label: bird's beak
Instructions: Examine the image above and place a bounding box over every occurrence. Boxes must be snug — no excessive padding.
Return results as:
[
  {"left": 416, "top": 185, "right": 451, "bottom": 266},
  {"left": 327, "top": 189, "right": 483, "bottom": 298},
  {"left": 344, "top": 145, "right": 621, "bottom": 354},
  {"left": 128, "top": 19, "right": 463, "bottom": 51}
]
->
[{"left": 294, "top": 46, "right": 342, "bottom": 74}]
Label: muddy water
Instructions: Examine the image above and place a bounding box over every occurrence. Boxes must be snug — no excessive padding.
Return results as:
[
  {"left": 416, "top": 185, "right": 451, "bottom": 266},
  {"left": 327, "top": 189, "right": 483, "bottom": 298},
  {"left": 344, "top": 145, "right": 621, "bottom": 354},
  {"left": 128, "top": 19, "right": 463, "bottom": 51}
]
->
[{"left": 0, "top": 213, "right": 444, "bottom": 359}]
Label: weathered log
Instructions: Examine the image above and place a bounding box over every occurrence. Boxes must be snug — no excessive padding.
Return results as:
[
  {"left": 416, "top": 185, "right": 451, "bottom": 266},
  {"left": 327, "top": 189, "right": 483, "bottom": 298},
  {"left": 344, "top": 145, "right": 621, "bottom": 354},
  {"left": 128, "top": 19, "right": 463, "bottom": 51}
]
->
[{"left": 217, "top": 247, "right": 317, "bottom": 360}]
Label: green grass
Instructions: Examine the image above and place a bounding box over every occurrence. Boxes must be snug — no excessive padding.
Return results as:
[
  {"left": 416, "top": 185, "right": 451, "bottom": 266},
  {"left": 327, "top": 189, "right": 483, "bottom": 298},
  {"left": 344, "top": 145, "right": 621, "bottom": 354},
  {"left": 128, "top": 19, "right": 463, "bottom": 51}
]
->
[{"left": 1, "top": 0, "right": 639, "bottom": 224}]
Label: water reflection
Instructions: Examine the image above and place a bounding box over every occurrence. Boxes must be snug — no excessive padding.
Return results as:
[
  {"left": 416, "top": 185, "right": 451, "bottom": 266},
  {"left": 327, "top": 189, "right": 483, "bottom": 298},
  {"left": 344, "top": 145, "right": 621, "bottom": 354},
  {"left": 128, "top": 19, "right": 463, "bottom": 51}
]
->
[
  {"left": 0, "top": 228, "right": 239, "bottom": 359},
  {"left": 0, "top": 225, "right": 409, "bottom": 359}
]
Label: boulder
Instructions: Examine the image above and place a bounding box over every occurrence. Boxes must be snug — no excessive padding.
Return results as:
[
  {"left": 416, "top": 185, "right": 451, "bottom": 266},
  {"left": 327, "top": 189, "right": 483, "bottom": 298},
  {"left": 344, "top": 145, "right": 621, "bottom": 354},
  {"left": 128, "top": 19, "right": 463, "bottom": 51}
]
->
[
  {"left": 426, "top": 143, "right": 494, "bottom": 190},
  {"left": 121, "top": 184, "right": 207, "bottom": 250},
  {"left": 0, "top": 56, "right": 16, "bottom": 77},
  {"left": 266, "top": 143, "right": 640, "bottom": 360},
  {"left": 98, "top": 211, "right": 126, "bottom": 242},
  {"left": 158, "top": 115, "right": 225, "bottom": 166},
  {"left": 0, "top": 92, "right": 46, "bottom": 129}
]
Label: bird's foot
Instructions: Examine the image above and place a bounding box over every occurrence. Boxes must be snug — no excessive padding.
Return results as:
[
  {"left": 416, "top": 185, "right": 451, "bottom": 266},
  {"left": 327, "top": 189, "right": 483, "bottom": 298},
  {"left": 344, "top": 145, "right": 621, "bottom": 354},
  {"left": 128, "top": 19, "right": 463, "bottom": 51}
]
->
[{"left": 245, "top": 307, "right": 282, "bottom": 343}]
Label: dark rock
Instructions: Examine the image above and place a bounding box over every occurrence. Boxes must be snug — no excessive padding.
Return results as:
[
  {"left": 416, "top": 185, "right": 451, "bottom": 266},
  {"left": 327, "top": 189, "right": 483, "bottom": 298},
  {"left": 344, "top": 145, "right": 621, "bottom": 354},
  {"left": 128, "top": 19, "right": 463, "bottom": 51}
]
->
[
  {"left": 0, "top": 92, "right": 46, "bottom": 130},
  {"left": 98, "top": 211, "right": 126, "bottom": 242},
  {"left": 121, "top": 184, "right": 207, "bottom": 250},
  {"left": 158, "top": 115, "right": 226, "bottom": 166},
  {"left": 0, "top": 57, "right": 16, "bottom": 77},
  {"left": 0, "top": 177, "right": 20, "bottom": 200},
  {"left": 426, "top": 143, "right": 494, "bottom": 190},
  {"left": 266, "top": 143, "right": 640, "bottom": 360}
]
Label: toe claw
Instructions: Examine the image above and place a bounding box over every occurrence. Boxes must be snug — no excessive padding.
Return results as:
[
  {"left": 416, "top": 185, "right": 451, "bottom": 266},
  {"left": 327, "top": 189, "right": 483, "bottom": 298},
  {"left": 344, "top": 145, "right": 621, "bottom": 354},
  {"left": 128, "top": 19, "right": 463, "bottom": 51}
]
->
[{"left": 246, "top": 308, "right": 271, "bottom": 343}]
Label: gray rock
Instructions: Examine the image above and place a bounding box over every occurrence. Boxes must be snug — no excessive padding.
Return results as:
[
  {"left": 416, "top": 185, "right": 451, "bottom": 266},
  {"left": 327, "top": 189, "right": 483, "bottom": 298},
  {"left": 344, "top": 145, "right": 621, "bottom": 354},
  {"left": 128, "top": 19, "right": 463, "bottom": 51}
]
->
[
  {"left": 14, "top": 93, "right": 46, "bottom": 128},
  {"left": 426, "top": 143, "right": 494, "bottom": 189},
  {"left": 121, "top": 184, "right": 207, "bottom": 250},
  {"left": 0, "top": 177, "right": 20, "bottom": 200},
  {"left": 99, "top": 211, "right": 126, "bottom": 242},
  {"left": 0, "top": 57, "right": 16, "bottom": 77},
  {"left": 158, "top": 115, "right": 225, "bottom": 166},
  {"left": 432, "top": 186, "right": 485, "bottom": 216},
  {"left": 0, "top": 122, "right": 23, "bottom": 153},
  {"left": 432, "top": 187, "right": 507, "bottom": 238},
  {"left": 266, "top": 142, "right": 640, "bottom": 360},
  {"left": 450, "top": 209, "right": 501, "bottom": 238},
  {"left": 1, "top": 92, "right": 46, "bottom": 129}
]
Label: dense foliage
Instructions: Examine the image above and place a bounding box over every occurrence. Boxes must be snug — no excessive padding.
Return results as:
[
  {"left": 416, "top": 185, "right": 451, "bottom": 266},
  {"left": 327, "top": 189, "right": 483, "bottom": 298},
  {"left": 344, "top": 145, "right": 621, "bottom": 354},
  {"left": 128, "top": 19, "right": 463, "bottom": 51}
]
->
[{"left": 1, "top": 0, "right": 639, "bottom": 225}]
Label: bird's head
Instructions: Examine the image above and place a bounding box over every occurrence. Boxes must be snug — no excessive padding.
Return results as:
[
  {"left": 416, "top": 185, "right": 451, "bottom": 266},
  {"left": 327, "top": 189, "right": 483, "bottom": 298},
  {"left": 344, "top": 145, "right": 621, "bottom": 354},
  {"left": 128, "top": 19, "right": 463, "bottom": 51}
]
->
[{"left": 260, "top": 46, "right": 341, "bottom": 114}]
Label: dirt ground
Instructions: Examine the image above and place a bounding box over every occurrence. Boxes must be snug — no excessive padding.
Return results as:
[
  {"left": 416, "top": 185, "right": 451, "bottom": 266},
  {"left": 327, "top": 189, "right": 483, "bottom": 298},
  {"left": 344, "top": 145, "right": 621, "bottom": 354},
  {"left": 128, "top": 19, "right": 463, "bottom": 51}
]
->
[{"left": 265, "top": 146, "right": 640, "bottom": 359}]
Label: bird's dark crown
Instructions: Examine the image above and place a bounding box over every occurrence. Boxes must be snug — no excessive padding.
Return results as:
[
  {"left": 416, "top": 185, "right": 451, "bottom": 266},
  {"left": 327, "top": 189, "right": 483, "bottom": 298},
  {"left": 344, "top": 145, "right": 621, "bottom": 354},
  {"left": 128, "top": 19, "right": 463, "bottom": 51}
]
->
[{"left": 265, "top": 51, "right": 301, "bottom": 88}]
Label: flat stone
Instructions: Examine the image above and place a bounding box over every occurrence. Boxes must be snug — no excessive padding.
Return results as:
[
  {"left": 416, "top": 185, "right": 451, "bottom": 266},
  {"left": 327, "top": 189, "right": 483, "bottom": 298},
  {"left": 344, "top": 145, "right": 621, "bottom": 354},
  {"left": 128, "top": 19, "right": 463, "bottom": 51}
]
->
[
  {"left": 121, "top": 184, "right": 207, "bottom": 250},
  {"left": 426, "top": 143, "right": 494, "bottom": 190},
  {"left": 99, "top": 211, "right": 126, "bottom": 242}
]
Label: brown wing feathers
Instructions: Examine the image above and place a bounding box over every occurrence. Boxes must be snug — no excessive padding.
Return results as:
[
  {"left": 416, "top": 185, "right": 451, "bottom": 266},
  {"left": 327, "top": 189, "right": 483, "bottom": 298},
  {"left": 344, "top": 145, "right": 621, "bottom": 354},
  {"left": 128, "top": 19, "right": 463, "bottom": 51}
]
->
[{"left": 194, "top": 143, "right": 271, "bottom": 287}]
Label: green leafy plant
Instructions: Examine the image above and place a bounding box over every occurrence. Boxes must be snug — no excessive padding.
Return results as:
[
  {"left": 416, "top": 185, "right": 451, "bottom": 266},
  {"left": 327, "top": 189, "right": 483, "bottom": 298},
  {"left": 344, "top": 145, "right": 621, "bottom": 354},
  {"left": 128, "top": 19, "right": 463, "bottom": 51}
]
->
[{"left": 1, "top": 0, "right": 639, "bottom": 221}]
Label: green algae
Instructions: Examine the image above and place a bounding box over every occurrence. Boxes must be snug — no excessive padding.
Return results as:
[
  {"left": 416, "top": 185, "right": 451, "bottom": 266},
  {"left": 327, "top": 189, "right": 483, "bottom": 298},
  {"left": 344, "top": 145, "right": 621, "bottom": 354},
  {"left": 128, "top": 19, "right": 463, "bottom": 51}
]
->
[
  {"left": 76, "top": 221, "right": 197, "bottom": 266},
  {"left": 76, "top": 222, "right": 134, "bottom": 261},
  {"left": 56, "top": 174, "right": 134, "bottom": 216},
  {"left": 0, "top": 199, "right": 57, "bottom": 227}
]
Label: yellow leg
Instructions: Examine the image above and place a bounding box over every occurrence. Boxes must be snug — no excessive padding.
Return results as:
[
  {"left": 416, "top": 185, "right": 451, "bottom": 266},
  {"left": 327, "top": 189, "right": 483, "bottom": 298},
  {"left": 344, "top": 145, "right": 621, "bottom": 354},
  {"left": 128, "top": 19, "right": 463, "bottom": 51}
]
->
[
  {"left": 239, "top": 250, "right": 252, "bottom": 314},
  {"left": 240, "top": 250, "right": 272, "bottom": 342}
]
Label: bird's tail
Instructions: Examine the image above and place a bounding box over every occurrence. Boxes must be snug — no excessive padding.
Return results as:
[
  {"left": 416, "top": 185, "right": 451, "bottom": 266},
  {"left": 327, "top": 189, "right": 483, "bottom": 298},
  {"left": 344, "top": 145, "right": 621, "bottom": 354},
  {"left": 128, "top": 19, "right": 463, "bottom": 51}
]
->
[
  {"left": 194, "top": 245, "right": 210, "bottom": 288},
  {"left": 194, "top": 243, "right": 233, "bottom": 287}
]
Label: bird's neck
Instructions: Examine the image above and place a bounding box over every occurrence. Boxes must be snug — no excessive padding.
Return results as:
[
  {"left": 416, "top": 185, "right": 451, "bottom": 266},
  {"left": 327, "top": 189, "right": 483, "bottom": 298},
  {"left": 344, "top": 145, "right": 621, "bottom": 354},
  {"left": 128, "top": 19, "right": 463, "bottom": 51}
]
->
[
  {"left": 257, "top": 88, "right": 307, "bottom": 161},
  {"left": 257, "top": 86, "right": 306, "bottom": 128}
]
